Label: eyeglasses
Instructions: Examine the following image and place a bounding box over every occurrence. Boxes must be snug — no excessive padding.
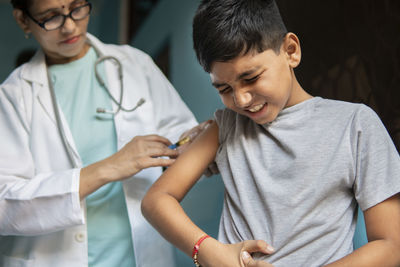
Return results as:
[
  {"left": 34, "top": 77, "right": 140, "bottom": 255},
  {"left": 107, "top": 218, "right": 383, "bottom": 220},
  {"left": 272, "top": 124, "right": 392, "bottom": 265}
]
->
[{"left": 24, "top": 2, "right": 92, "bottom": 31}]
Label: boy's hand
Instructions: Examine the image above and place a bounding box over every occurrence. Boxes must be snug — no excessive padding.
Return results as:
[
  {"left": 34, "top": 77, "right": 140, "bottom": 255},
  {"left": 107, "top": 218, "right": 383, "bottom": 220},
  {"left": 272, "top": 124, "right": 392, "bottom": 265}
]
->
[
  {"left": 198, "top": 238, "right": 274, "bottom": 267},
  {"left": 241, "top": 240, "right": 275, "bottom": 267}
]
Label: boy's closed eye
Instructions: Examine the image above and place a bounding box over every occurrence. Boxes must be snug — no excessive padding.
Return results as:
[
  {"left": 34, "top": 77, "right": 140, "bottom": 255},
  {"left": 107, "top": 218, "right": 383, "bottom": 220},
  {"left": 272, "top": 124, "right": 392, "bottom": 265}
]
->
[
  {"left": 243, "top": 68, "right": 266, "bottom": 83},
  {"left": 218, "top": 86, "right": 232, "bottom": 95},
  {"left": 244, "top": 74, "right": 261, "bottom": 83},
  {"left": 213, "top": 68, "right": 265, "bottom": 95}
]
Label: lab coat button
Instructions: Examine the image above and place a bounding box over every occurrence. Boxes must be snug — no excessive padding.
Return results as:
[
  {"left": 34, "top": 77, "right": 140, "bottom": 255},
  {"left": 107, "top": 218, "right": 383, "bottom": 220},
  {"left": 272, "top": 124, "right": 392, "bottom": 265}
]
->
[{"left": 75, "top": 232, "right": 85, "bottom": 243}]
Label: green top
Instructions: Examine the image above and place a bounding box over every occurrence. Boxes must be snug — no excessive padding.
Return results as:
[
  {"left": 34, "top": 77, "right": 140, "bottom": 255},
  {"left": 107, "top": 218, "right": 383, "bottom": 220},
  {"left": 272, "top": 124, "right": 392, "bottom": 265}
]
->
[{"left": 49, "top": 47, "right": 136, "bottom": 267}]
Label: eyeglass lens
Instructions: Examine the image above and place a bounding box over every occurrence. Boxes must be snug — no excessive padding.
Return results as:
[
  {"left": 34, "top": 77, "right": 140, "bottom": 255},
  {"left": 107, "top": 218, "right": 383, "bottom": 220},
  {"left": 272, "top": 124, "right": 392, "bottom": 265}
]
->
[{"left": 43, "top": 3, "right": 91, "bottom": 30}]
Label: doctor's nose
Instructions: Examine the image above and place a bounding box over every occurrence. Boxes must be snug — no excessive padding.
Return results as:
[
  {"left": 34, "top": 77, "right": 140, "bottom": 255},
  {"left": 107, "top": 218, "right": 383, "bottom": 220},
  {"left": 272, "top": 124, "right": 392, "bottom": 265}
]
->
[
  {"left": 233, "top": 89, "right": 253, "bottom": 109},
  {"left": 60, "top": 17, "right": 76, "bottom": 34}
]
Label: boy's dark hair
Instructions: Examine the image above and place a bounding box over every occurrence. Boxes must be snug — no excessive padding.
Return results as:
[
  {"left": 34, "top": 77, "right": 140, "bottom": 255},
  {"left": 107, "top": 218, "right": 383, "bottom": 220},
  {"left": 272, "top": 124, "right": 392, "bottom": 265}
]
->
[{"left": 193, "top": 0, "right": 287, "bottom": 72}]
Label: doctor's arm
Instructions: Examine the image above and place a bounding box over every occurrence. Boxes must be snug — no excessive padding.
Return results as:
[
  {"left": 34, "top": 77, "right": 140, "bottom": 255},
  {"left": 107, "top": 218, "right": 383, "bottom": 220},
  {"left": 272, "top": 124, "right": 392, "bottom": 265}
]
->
[
  {"left": 141, "top": 122, "right": 273, "bottom": 267},
  {"left": 0, "top": 86, "right": 86, "bottom": 236},
  {"left": 324, "top": 194, "right": 400, "bottom": 266},
  {"left": 0, "top": 83, "right": 179, "bottom": 235}
]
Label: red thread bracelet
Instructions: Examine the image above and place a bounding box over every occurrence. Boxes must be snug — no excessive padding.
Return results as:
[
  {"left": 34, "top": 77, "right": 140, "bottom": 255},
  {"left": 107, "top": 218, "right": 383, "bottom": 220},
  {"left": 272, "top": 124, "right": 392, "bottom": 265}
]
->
[{"left": 192, "top": 234, "right": 210, "bottom": 267}]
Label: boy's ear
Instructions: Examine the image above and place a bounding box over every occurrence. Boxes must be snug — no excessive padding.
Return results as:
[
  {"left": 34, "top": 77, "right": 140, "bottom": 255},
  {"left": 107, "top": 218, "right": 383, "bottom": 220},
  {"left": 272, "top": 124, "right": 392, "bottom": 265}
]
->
[
  {"left": 13, "top": 9, "right": 31, "bottom": 34},
  {"left": 283, "top": 33, "right": 301, "bottom": 68}
]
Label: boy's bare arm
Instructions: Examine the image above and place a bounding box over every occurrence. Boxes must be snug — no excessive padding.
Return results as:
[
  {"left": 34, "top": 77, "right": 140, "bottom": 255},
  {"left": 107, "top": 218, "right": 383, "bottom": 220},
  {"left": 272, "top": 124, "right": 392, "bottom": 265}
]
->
[
  {"left": 325, "top": 194, "right": 400, "bottom": 267},
  {"left": 141, "top": 122, "right": 274, "bottom": 267}
]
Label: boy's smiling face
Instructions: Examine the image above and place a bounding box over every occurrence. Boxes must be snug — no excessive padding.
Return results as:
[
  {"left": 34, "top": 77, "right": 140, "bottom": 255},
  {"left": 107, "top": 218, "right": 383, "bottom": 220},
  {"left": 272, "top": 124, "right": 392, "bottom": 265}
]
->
[{"left": 210, "top": 33, "right": 310, "bottom": 125}]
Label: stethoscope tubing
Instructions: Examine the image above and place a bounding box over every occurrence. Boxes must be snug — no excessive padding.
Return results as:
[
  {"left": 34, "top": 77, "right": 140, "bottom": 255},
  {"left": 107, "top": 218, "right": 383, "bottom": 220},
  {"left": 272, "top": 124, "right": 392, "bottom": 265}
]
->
[{"left": 46, "top": 40, "right": 145, "bottom": 167}]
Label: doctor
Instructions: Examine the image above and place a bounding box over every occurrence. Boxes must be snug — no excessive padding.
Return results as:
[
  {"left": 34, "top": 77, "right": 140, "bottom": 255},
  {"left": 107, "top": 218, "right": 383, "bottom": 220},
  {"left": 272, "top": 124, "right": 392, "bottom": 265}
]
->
[{"left": 0, "top": 0, "right": 207, "bottom": 266}]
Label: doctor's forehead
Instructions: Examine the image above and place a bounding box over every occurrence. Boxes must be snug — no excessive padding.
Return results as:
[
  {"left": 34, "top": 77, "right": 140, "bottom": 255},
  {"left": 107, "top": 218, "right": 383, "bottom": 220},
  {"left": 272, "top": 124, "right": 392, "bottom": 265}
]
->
[{"left": 30, "top": 0, "right": 80, "bottom": 11}]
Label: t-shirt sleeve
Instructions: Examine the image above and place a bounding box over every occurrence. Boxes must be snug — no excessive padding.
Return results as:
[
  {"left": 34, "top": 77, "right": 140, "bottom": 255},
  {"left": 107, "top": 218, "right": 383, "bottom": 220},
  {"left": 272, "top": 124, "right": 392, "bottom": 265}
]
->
[
  {"left": 214, "top": 108, "right": 236, "bottom": 145},
  {"left": 353, "top": 104, "right": 400, "bottom": 211}
]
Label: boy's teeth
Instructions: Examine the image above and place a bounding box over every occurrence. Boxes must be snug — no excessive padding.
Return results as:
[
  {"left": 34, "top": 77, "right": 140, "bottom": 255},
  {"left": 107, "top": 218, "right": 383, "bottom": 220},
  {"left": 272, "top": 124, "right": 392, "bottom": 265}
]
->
[{"left": 249, "top": 104, "right": 264, "bottom": 112}]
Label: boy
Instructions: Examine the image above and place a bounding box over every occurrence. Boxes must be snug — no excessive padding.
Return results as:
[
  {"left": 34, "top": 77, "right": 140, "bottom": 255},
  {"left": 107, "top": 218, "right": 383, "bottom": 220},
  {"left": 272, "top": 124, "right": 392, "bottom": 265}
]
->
[{"left": 141, "top": 0, "right": 400, "bottom": 266}]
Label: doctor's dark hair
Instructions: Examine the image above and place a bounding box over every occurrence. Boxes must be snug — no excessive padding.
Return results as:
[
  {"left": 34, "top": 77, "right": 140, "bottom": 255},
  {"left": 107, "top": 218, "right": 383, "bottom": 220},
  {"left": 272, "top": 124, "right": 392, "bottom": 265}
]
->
[
  {"left": 193, "top": 0, "right": 288, "bottom": 72},
  {"left": 10, "top": 0, "right": 31, "bottom": 9}
]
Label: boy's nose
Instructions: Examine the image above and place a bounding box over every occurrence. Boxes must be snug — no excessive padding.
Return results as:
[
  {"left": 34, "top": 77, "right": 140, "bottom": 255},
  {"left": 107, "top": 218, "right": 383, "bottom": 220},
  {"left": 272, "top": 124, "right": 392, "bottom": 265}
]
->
[{"left": 233, "top": 89, "right": 252, "bottom": 109}]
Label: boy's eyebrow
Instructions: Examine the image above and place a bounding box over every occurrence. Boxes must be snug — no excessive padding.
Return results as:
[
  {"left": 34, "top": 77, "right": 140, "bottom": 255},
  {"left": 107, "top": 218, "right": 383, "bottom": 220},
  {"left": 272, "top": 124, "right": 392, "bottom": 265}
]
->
[{"left": 211, "top": 81, "right": 226, "bottom": 88}]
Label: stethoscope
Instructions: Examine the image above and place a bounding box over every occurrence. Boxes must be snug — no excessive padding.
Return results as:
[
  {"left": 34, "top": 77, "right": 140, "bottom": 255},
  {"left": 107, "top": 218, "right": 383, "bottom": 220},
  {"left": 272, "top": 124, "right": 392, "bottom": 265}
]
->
[
  {"left": 91, "top": 41, "right": 146, "bottom": 114},
  {"left": 46, "top": 40, "right": 146, "bottom": 167}
]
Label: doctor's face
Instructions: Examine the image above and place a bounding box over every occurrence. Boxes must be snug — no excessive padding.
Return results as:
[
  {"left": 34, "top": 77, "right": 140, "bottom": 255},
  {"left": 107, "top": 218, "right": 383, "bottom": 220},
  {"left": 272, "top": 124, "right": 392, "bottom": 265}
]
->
[{"left": 18, "top": 0, "right": 91, "bottom": 65}]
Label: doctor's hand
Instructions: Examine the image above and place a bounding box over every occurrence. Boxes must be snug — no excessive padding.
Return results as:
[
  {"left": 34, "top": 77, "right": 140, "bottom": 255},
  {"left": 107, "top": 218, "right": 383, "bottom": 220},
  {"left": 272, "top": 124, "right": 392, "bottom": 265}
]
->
[
  {"left": 107, "top": 135, "right": 178, "bottom": 179},
  {"left": 80, "top": 135, "right": 178, "bottom": 199}
]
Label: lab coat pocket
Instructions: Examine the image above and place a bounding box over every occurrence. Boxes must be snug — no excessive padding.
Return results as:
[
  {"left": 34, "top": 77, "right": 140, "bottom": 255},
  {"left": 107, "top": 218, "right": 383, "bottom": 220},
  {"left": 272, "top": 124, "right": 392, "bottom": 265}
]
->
[{"left": 1, "top": 255, "right": 34, "bottom": 267}]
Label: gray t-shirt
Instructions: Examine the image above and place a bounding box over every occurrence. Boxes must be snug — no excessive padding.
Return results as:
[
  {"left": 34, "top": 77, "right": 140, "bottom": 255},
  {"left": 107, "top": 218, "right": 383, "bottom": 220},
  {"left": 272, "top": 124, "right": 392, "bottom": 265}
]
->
[{"left": 214, "top": 97, "right": 400, "bottom": 266}]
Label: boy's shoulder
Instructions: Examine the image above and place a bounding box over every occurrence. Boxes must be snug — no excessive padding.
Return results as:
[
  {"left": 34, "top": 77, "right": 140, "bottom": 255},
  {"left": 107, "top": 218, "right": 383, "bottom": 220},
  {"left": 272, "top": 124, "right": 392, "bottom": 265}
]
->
[
  {"left": 214, "top": 108, "right": 237, "bottom": 138},
  {"left": 316, "top": 97, "right": 365, "bottom": 110},
  {"left": 315, "top": 97, "right": 377, "bottom": 121},
  {"left": 215, "top": 107, "right": 235, "bottom": 120}
]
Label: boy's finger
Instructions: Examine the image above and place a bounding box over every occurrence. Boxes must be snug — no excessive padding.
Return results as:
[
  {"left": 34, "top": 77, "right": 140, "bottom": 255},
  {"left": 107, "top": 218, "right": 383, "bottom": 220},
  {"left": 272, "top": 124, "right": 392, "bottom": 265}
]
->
[
  {"left": 243, "top": 240, "right": 275, "bottom": 254},
  {"left": 241, "top": 251, "right": 273, "bottom": 267},
  {"left": 241, "top": 251, "right": 253, "bottom": 266}
]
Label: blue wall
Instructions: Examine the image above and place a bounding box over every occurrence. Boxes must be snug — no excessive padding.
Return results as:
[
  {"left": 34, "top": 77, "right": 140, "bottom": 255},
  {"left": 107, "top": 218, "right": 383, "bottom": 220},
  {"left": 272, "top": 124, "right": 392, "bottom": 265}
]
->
[
  {"left": 132, "top": 0, "right": 223, "bottom": 122},
  {"left": 0, "top": 3, "right": 37, "bottom": 82}
]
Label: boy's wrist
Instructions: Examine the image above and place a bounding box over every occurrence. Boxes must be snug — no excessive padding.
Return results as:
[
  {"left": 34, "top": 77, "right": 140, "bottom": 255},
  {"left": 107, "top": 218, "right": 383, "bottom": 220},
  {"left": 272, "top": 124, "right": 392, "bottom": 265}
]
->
[
  {"left": 196, "top": 237, "right": 223, "bottom": 267},
  {"left": 192, "top": 235, "right": 210, "bottom": 266}
]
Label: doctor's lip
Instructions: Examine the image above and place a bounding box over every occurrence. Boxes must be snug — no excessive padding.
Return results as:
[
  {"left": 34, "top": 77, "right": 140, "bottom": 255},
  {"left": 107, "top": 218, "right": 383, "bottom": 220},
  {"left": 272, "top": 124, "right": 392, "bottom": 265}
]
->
[{"left": 61, "top": 35, "right": 81, "bottom": 44}]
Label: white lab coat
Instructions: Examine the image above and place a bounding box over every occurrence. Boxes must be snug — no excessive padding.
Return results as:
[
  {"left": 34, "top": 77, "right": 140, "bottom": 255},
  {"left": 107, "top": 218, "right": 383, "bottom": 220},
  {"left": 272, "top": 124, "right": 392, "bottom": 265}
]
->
[{"left": 0, "top": 33, "right": 197, "bottom": 267}]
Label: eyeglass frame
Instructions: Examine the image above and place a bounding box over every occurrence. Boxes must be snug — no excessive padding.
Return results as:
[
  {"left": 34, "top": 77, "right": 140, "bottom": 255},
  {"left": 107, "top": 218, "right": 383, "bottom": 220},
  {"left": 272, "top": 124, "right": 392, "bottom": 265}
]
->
[{"left": 23, "top": 2, "right": 92, "bottom": 31}]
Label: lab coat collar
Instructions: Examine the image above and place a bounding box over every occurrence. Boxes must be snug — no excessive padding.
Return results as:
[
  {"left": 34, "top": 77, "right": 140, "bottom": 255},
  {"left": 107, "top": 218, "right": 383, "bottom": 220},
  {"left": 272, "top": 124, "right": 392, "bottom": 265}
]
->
[
  {"left": 17, "top": 35, "right": 108, "bottom": 168},
  {"left": 20, "top": 49, "right": 47, "bottom": 86},
  {"left": 18, "top": 33, "right": 115, "bottom": 106},
  {"left": 86, "top": 33, "right": 126, "bottom": 61},
  {"left": 17, "top": 33, "right": 122, "bottom": 166},
  {"left": 19, "top": 33, "right": 113, "bottom": 85}
]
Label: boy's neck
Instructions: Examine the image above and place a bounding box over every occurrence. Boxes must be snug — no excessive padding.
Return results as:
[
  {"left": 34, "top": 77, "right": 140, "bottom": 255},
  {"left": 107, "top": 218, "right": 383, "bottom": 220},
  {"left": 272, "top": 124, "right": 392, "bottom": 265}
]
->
[{"left": 286, "top": 77, "right": 313, "bottom": 108}]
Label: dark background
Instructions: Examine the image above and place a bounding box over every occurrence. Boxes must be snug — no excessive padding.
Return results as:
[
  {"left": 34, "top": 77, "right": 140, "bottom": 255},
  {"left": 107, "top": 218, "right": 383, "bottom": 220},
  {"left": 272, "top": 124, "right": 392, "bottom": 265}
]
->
[{"left": 277, "top": 0, "right": 400, "bottom": 151}]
